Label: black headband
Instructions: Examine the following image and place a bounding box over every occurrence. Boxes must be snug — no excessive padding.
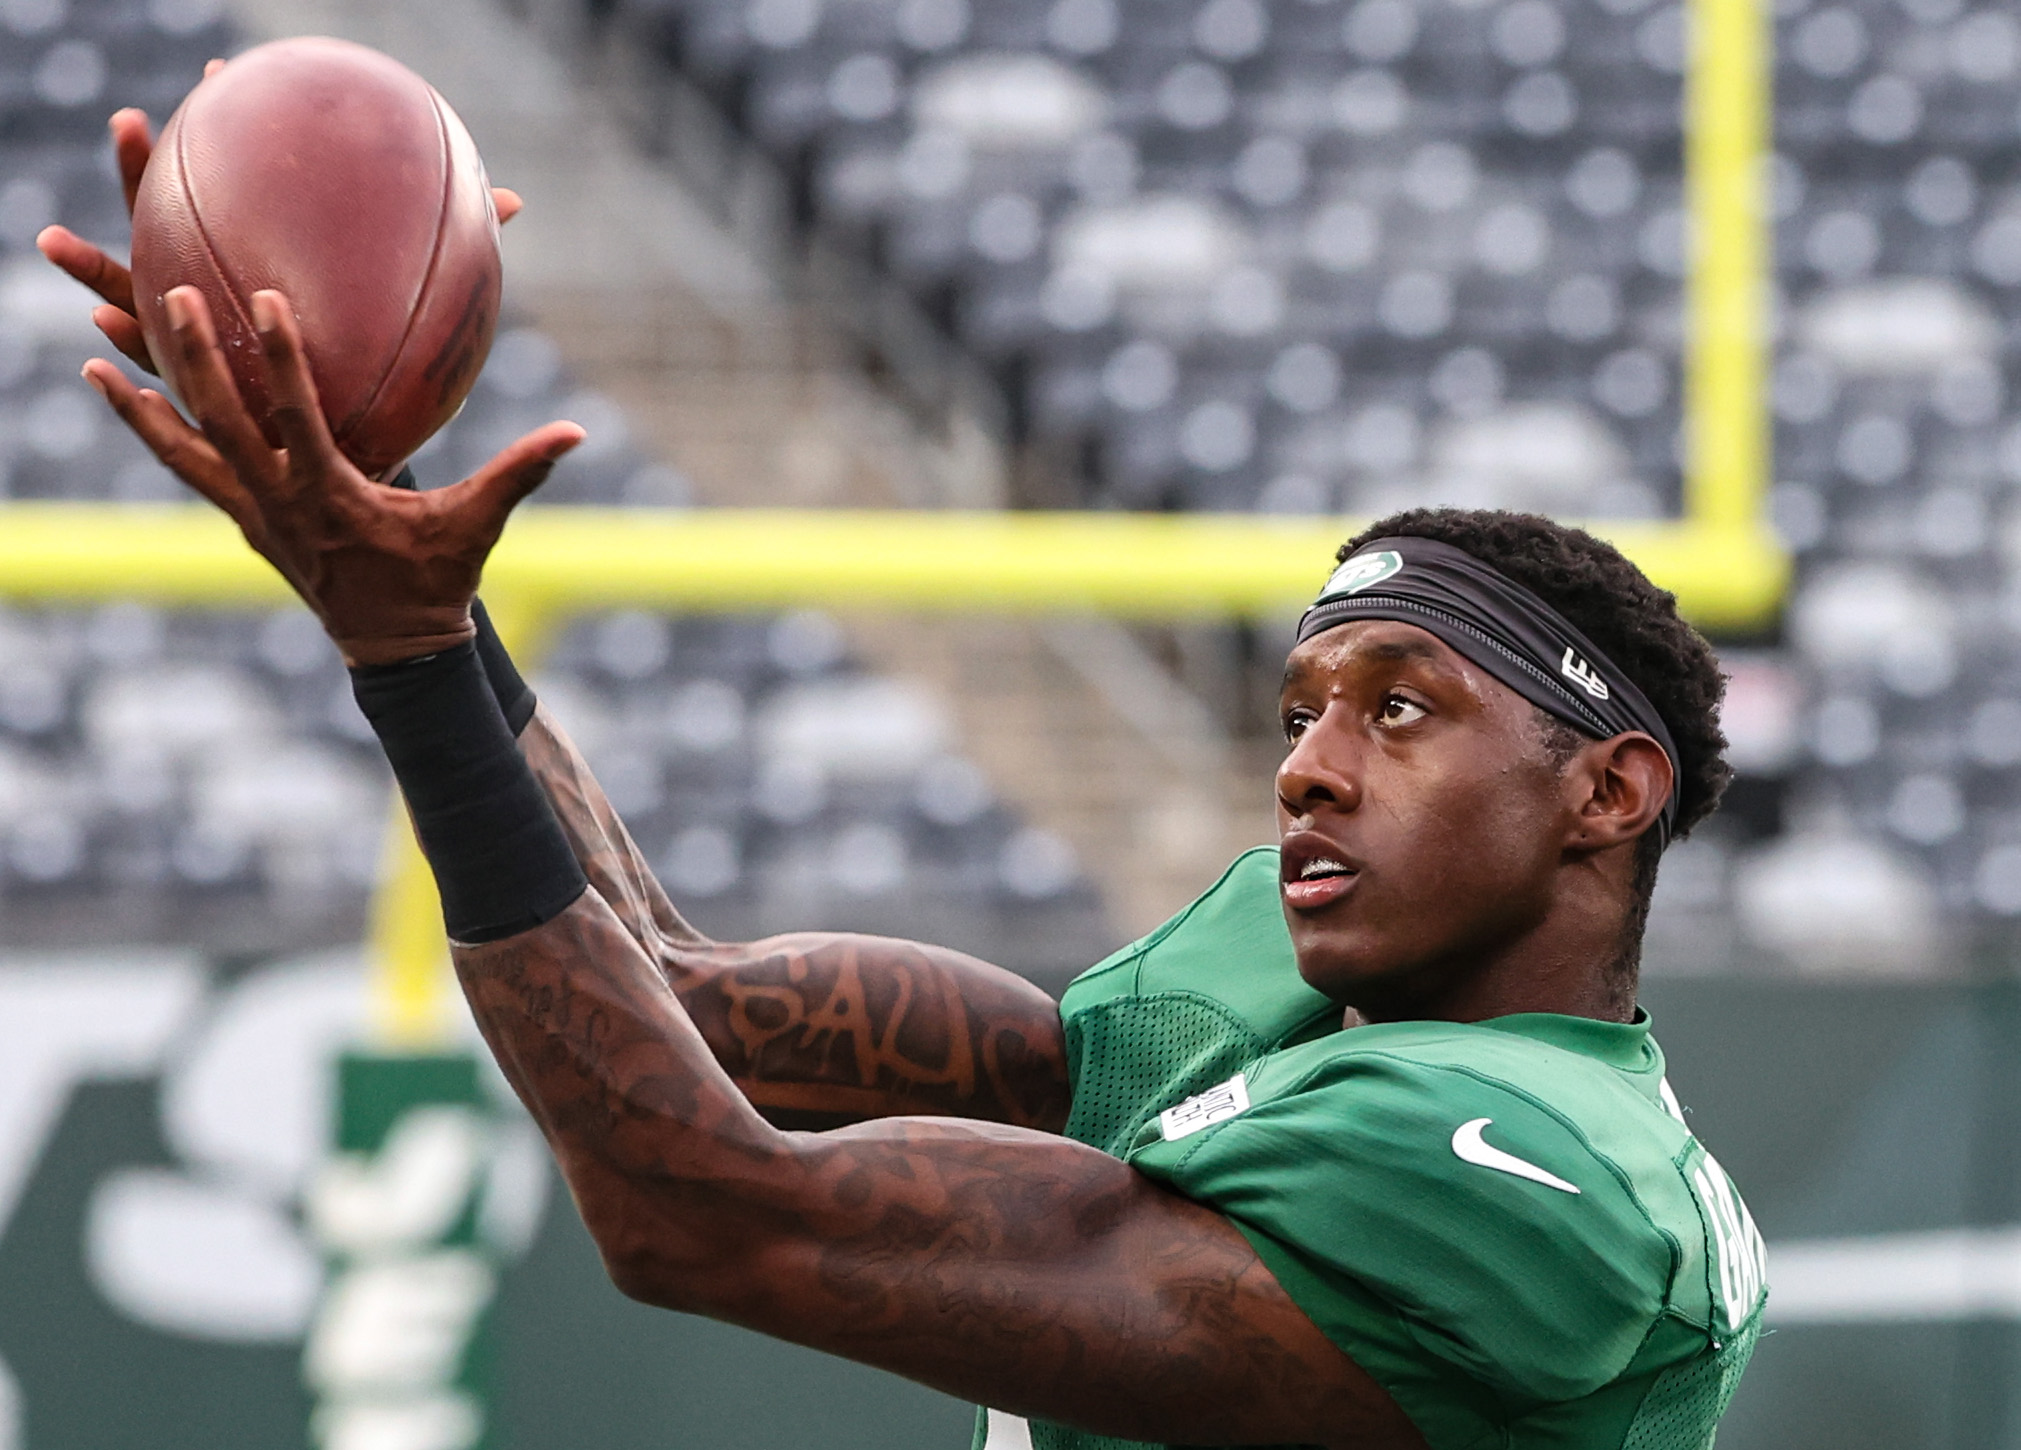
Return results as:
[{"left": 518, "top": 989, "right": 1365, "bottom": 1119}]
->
[{"left": 1295, "top": 536, "right": 1682, "bottom": 846}]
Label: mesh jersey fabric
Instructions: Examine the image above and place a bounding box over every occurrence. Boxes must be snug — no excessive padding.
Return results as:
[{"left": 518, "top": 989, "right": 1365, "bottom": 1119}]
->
[{"left": 971, "top": 847, "right": 1766, "bottom": 1450}]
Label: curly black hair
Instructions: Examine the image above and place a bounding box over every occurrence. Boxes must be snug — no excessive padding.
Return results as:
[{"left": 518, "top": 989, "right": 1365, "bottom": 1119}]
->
[{"left": 1336, "top": 509, "right": 1731, "bottom": 953}]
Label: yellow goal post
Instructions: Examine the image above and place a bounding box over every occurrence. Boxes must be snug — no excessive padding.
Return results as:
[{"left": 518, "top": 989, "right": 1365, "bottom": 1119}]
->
[
  {"left": 0, "top": 503, "right": 1784, "bottom": 1042},
  {"left": 0, "top": 0, "right": 1777, "bottom": 1045}
]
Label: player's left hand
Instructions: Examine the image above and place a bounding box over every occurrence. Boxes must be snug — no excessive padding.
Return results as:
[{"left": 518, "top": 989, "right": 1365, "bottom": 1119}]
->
[
  {"left": 82, "top": 283, "right": 582, "bottom": 665},
  {"left": 37, "top": 59, "right": 523, "bottom": 378}
]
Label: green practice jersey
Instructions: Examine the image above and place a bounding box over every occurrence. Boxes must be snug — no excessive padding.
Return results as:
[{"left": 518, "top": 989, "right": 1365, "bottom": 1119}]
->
[{"left": 973, "top": 848, "right": 1765, "bottom": 1450}]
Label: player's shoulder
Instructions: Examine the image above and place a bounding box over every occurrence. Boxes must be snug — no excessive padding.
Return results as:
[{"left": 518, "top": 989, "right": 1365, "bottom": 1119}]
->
[
  {"left": 1214, "top": 1015, "right": 1764, "bottom": 1346},
  {"left": 1255, "top": 1014, "right": 1698, "bottom": 1205},
  {"left": 1061, "top": 847, "right": 1333, "bottom": 1033},
  {"left": 1169, "top": 1016, "right": 1682, "bottom": 1190},
  {"left": 1132, "top": 1011, "right": 1715, "bottom": 1298},
  {"left": 1125, "top": 1018, "right": 1702, "bottom": 1402}
]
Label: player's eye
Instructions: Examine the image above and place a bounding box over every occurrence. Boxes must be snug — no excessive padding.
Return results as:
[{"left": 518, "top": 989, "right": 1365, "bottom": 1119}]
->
[
  {"left": 1377, "top": 694, "right": 1427, "bottom": 727},
  {"left": 1282, "top": 706, "right": 1318, "bottom": 742}
]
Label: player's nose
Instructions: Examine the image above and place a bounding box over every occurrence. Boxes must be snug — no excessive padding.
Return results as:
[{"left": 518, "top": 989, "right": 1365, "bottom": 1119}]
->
[{"left": 1276, "top": 706, "right": 1363, "bottom": 820}]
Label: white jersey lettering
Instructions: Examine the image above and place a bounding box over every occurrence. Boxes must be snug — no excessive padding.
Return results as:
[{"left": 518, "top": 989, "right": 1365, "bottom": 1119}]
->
[{"left": 1694, "top": 1153, "right": 1768, "bottom": 1326}]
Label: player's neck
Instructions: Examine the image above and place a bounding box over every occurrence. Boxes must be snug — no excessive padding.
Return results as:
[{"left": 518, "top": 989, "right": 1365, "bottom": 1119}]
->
[{"left": 1352, "top": 897, "right": 1640, "bottom": 1027}]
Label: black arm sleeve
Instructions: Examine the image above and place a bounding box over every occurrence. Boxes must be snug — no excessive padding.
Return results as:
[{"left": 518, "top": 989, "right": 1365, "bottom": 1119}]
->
[{"left": 351, "top": 641, "right": 585, "bottom": 943}]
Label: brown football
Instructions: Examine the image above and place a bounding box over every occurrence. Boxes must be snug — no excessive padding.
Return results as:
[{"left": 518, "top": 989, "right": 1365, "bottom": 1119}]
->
[{"left": 130, "top": 36, "right": 501, "bottom": 479}]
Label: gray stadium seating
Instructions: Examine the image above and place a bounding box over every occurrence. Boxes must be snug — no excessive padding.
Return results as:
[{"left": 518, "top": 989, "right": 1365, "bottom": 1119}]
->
[
  {"left": 0, "top": 0, "right": 1109, "bottom": 981},
  {"left": 571, "top": 0, "right": 2021, "bottom": 960},
  {"left": 17, "top": 0, "right": 2021, "bottom": 963}
]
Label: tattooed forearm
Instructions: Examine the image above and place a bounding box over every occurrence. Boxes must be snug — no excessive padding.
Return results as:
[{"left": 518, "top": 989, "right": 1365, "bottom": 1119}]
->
[
  {"left": 450, "top": 889, "right": 787, "bottom": 1281},
  {"left": 517, "top": 705, "right": 1071, "bottom": 1131},
  {"left": 452, "top": 892, "right": 1422, "bottom": 1450}
]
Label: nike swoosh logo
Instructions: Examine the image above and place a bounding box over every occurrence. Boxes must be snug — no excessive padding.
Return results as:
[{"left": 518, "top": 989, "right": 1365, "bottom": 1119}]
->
[{"left": 1451, "top": 1117, "right": 1581, "bottom": 1194}]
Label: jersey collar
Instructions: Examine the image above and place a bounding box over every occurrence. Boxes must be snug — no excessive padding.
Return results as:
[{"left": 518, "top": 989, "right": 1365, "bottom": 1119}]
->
[{"left": 1471, "top": 1009, "right": 1660, "bottom": 1074}]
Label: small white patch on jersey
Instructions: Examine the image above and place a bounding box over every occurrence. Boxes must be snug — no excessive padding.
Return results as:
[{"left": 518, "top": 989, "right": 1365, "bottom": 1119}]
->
[
  {"left": 983, "top": 1410, "right": 1034, "bottom": 1450},
  {"left": 1451, "top": 1117, "right": 1581, "bottom": 1194},
  {"left": 1159, "top": 1073, "right": 1251, "bottom": 1141}
]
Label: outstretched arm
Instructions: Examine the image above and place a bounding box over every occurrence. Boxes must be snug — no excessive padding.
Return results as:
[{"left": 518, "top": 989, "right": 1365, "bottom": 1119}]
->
[
  {"left": 81, "top": 285, "right": 1419, "bottom": 1447},
  {"left": 46, "top": 80, "right": 1070, "bottom": 1136},
  {"left": 458, "top": 887, "right": 1422, "bottom": 1448},
  {"left": 45, "top": 81, "right": 1065, "bottom": 1133},
  {"left": 515, "top": 700, "right": 1070, "bottom": 1132}
]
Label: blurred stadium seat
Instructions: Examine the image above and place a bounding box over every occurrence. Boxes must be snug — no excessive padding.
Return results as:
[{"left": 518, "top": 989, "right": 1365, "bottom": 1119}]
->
[
  {"left": 9, "top": 0, "right": 2021, "bottom": 967},
  {"left": 1754, "top": 0, "right": 2021, "bottom": 959},
  {"left": 527, "top": 0, "right": 2021, "bottom": 966},
  {"left": 598, "top": 0, "right": 1694, "bottom": 519},
  {"left": 0, "top": 0, "right": 1109, "bottom": 981}
]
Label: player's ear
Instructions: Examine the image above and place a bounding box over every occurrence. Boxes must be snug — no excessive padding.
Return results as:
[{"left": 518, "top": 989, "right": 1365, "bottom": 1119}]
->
[{"left": 1561, "top": 733, "right": 1670, "bottom": 855}]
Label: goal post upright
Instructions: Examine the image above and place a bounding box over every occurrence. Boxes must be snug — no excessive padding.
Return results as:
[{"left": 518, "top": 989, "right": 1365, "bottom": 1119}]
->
[{"left": 1685, "top": 0, "right": 1774, "bottom": 543}]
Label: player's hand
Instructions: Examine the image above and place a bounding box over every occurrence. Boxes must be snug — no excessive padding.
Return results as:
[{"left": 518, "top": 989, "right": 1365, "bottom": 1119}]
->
[
  {"left": 37, "top": 66, "right": 523, "bottom": 378},
  {"left": 35, "top": 106, "right": 158, "bottom": 372},
  {"left": 81, "top": 284, "right": 582, "bottom": 666}
]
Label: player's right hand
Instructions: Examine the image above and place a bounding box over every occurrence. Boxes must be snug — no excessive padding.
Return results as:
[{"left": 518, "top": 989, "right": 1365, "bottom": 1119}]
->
[
  {"left": 36, "top": 66, "right": 524, "bottom": 380},
  {"left": 81, "top": 284, "right": 582, "bottom": 666}
]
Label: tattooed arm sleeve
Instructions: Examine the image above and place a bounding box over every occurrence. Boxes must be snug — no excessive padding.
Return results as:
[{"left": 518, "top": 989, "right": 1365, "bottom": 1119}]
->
[
  {"left": 516, "top": 704, "right": 1071, "bottom": 1133},
  {"left": 454, "top": 889, "right": 1423, "bottom": 1450}
]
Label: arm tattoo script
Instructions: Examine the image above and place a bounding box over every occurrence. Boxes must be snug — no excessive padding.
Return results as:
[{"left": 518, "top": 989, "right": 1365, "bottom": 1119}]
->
[
  {"left": 453, "top": 893, "right": 1425, "bottom": 1450},
  {"left": 517, "top": 706, "right": 1070, "bottom": 1132}
]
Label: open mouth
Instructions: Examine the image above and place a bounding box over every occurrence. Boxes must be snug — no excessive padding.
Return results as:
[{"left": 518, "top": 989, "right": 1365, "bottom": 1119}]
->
[{"left": 1281, "top": 852, "right": 1360, "bottom": 912}]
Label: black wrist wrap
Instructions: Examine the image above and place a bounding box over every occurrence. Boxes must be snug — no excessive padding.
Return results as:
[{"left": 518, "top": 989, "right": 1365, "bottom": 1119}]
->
[
  {"left": 388, "top": 468, "right": 537, "bottom": 738},
  {"left": 470, "top": 598, "right": 537, "bottom": 736},
  {"left": 352, "top": 640, "right": 586, "bottom": 943}
]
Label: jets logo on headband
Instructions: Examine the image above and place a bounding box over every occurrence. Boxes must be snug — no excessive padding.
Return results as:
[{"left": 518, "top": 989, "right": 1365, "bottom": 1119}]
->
[{"left": 1318, "top": 550, "right": 1404, "bottom": 602}]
